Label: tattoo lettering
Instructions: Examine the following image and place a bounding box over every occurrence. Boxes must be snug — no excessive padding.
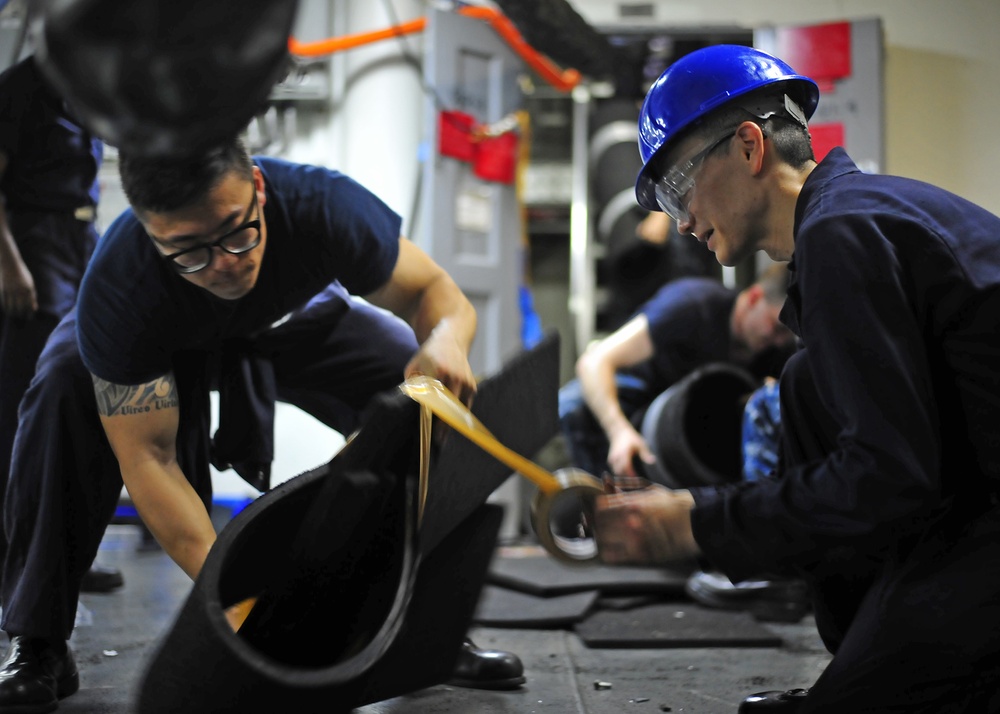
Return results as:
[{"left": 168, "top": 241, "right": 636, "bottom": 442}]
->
[{"left": 91, "top": 374, "right": 179, "bottom": 417}]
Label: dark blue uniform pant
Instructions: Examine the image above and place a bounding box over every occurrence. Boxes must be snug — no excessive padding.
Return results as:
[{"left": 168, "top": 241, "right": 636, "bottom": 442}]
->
[
  {"left": 1, "top": 285, "right": 418, "bottom": 641},
  {"left": 0, "top": 214, "right": 96, "bottom": 509},
  {"left": 780, "top": 349, "right": 1000, "bottom": 713}
]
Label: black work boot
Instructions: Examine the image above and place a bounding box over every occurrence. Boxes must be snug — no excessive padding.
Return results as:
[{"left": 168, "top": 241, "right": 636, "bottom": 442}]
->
[
  {"left": 739, "top": 688, "right": 810, "bottom": 712},
  {"left": 0, "top": 636, "right": 79, "bottom": 713},
  {"left": 80, "top": 563, "right": 124, "bottom": 594},
  {"left": 447, "top": 638, "right": 526, "bottom": 690}
]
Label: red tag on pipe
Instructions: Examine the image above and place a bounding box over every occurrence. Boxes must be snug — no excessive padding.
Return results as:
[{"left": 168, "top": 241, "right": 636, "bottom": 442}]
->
[
  {"left": 473, "top": 131, "right": 518, "bottom": 184},
  {"left": 438, "top": 110, "right": 476, "bottom": 162}
]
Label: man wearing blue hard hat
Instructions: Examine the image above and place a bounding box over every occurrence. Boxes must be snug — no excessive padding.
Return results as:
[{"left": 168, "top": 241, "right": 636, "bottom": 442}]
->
[{"left": 594, "top": 44, "right": 1000, "bottom": 712}]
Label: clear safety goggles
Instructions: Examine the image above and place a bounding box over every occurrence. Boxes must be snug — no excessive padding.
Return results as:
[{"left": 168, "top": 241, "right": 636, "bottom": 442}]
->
[
  {"left": 652, "top": 130, "right": 734, "bottom": 224},
  {"left": 652, "top": 94, "right": 809, "bottom": 224}
]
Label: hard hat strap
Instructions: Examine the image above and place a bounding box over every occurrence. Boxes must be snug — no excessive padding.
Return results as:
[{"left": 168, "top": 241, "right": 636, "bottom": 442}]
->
[{"left": 737, "top": 93, "right": 809, "bottom": 129}]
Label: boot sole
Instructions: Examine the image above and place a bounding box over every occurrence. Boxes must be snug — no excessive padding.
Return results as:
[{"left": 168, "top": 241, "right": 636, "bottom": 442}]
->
[{"left": 57, "top": 669, "right": 80, "bottom": 699}]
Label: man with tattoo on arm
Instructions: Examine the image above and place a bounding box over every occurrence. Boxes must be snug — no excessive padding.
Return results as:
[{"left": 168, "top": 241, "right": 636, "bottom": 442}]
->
[{"left": 0, "top": 138, "right": 525, "bottom": 713}]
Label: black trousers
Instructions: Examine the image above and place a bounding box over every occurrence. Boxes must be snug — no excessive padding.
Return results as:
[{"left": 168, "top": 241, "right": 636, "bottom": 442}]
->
[
  {"left": 1, "top": 286, "right": 418, "bottom": 641},
  {"left": 780, "top": 349, "right": 1000, "bottom": 713},
  {"left": 0, "top": 214, "right": 97, "bottom": 517}
]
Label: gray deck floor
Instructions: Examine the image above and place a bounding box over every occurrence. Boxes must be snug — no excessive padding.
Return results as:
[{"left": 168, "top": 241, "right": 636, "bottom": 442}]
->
[{"left": 22, "top": 525, "right": 833, "bottom": 714}]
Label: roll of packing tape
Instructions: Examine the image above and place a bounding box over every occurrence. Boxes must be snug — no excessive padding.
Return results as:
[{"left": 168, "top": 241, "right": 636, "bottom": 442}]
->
[{"left": 530, "top": 468, "right": 605, "bottom": 564}]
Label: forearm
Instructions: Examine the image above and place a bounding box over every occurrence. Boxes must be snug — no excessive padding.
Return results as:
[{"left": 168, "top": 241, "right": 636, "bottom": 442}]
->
[
  {"left": 0, "top": 163, "right": 12, "bottom": 261},
  {"left": 121, "top": 458, "right": 217, "bottom": 580},
  {"left": 365, "top": 238, "right": 478, "bottom": 400},
  {"left": 395, "top": 271, "right": 479, "bottom": 402},
  {"left": 407, "top": 271, "right": 476, "bottom": 353},
  {"left": 0, "top": 202, "right": 24, "bottom": 269},
  {"left": 578, "top": 358, "right": 635, "bottom": 441},
  {"left": 94, "top": 373, "right": 216, "bottom": 579},
  {"left": 0, "top": 200, "right": 36, "bottom": 317}
]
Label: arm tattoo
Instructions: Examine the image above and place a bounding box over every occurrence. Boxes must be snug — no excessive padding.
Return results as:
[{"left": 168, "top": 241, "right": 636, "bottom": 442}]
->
[{"left": 91, "top": 374, "right": 179, "bottom": 417}]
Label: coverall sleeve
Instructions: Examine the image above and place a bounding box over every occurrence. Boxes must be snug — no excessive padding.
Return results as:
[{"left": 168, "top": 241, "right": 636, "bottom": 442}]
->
[{"left": 690, "top": 215, "right": 942, "bottom": 580}]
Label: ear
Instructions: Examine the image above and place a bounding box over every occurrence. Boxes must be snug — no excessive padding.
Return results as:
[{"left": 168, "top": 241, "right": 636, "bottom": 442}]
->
[
  {"left": 744, "top": 283, "right": 765, "bottom": 306},
  {"left": 734, "top": 121, "right": 766, "bottom": 175},
  {"left": 253, "top": 165, "right": 266, "bottom": 207}
]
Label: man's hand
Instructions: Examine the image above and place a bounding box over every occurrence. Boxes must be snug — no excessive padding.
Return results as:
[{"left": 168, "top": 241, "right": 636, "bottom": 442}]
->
[
  {"left": 403, "top": 318, "right": 477, "bottom": 406},
  {"left": 593, "top": 485, "right": 699, "bottom": 565},
  {"left": 606, "top": 425, "right": 656, "bottom": 478},
  {"left": 635, "top": 211, "right": 672, "bottom": 245},
  {"left": 0, "top": 251, "right": 37, "bottom": 318}
]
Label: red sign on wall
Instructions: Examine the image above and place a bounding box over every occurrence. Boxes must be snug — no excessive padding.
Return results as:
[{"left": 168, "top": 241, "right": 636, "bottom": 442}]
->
[
  {"left": 773, "top": 21, "right": 851, "bottom": 92},
  {"left": 809, "top": 122, "right": 845, "bottom": 162}
]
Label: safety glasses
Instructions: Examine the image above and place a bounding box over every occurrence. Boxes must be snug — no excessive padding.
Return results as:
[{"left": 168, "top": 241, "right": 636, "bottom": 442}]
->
[{"left": 653, "top": 130, "right": 735, "bottom": 224}]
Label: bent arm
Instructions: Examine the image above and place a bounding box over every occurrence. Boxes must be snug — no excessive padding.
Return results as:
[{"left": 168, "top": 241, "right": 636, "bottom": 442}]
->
[
  {"left": 364, "top": 237, "right": 478, "bottom": 403},
  {"left": 0, "top": 151, "right": 37, "bottom": 318},
  {"left": 93, "top": 372, "right": 217, "bottom": 580},
  {"left": 576, "top": 315, "right": 655, "bottom": 476}
]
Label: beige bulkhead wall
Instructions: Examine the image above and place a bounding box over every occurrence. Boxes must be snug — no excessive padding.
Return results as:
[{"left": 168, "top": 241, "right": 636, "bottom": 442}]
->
[{"left": 571, "top": 0, "right": 1000, "bottom": 217}]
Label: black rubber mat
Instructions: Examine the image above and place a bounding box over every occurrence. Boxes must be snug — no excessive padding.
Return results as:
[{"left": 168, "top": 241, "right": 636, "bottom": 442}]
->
[
  {"left": 473, "top": 585, "right": 599, "bottom": 628},
  {"left": 488, "top": 549, "right": 691, "bottom": 597},
  {"left": 574, "top": 603, "right": 783, "bottom": 649},
  {"left": 135, "top": 335, "right": 562, "bottom": 713},
  {"left": 595, "top": 594, "right": 667, "bottom": 611},
  {"left": 419, "top": 331, "right": 560, "bottom": 556}
]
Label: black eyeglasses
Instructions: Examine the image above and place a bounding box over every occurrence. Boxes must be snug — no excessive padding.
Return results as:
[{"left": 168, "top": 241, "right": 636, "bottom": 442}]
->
[{"left": 158, "top": 190, "right": 261, "bottom": 274}]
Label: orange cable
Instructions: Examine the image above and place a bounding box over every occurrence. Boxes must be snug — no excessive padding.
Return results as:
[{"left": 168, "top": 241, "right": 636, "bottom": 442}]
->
[
  {"left": 287, "top": 6, "right": 580, "bottom": 93},
  {"left": 288, "top": 17, "right": 426, "bottom": 56}
]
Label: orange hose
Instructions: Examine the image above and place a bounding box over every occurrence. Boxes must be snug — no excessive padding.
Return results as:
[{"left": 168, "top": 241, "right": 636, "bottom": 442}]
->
[
  {"left": 455, "top": 6, "right": 580, "bottom": 92},
  {"left": 287, "top": 6, "right": 580, "bottom": 93},
  {"left": 288, "top": 17, "right": 426, "bottom": 56}
]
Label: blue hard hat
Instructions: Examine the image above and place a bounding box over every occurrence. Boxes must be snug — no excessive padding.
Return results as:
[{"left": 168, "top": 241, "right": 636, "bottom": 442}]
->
[{"left": 635, "top": 44, "right": 820, "bottom": 211}]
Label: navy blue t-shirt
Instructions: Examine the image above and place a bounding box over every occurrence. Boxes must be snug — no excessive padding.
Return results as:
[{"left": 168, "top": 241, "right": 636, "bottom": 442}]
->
[
  {"left": 0, "top": 55, "right": 103, "bottom": 211},
  {"left": 77, "top": 157, "right": 401, "bottom": 384},
  {"left": 625, "top": 277, "right": 737, "bottom": 394}
]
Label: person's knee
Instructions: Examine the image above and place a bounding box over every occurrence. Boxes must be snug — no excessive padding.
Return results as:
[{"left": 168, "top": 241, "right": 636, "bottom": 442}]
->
[{"left": 802, "top": 651, "right": 999, "bottom": 714}]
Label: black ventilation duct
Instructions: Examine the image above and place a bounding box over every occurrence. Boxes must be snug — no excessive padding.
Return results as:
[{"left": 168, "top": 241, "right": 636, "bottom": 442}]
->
[
  {"left": 491, "top": 0, "right": 621, "bottom": 81},
  {"left": 33, "top": 0, "right": 298, "bottom": 157}
]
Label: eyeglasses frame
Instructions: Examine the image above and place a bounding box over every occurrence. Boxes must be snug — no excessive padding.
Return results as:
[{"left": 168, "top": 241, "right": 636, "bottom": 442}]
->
[{"left": 156, "top": 189, "right": 261, "bottom": 274}]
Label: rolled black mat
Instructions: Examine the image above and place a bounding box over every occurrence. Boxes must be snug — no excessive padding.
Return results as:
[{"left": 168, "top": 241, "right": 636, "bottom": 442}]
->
[
  {"left": 135, "top": 333, "right": 562, "bottom": 712},
  {"left": 136, "top": 470, "right": 504, "bottom": 712},
  {"left": 641, "top": 362, "right": 760, "bottom": 488}
]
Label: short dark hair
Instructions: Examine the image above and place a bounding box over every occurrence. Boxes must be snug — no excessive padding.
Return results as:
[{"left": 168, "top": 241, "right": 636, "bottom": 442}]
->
[
  {"left": 673, "top": 88, "right": 815, "bottom": 170},
  {"left": 118, "top": 136, "right": 254, "bottom": 215}
]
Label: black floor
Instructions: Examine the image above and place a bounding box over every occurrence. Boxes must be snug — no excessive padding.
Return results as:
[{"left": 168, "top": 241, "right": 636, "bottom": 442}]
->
[{"left": 29, "top": 525, "right": 832, "bottom": 714}]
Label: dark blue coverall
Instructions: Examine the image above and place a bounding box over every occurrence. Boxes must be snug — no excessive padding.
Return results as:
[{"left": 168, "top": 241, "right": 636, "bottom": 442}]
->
[
  {"left": 558, "top": 277, "right": 737, "bottom": 478},
  {"left": 691, "top": 148, "right": 1000, "bottom": 712},
  {"left": 0, "top": 55, "right": 102, "bottom": 508}
]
